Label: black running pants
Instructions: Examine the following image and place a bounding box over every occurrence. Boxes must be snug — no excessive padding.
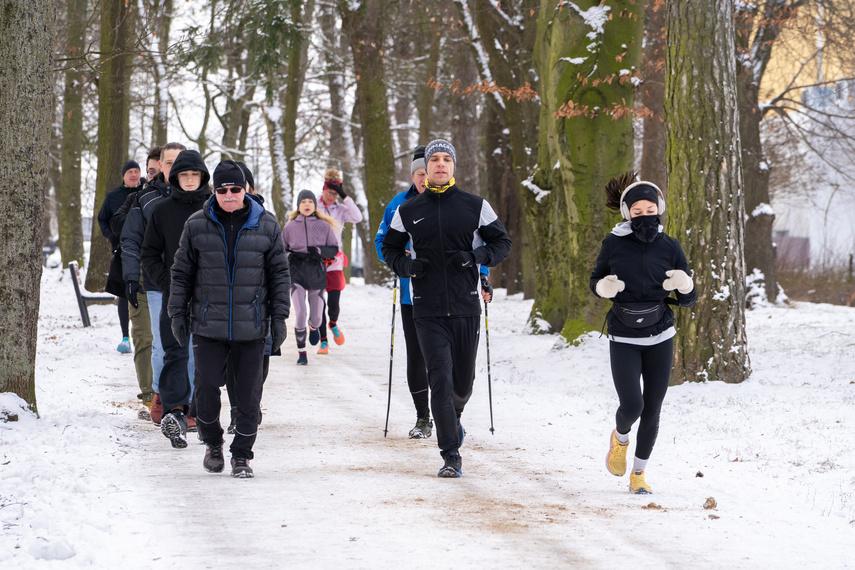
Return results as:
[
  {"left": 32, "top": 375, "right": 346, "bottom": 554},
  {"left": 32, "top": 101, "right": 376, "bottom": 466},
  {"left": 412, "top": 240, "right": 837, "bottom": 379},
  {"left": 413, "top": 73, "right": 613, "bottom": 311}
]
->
[
  {"left": 319, "top": 289, "right": 341, "bottom": 341},
  {"left": 400, "top": 304, "right": 429, "bottom": 419},
  {"left": 193, "top": 335, "right": 265, "bottom": 460},
  {"left": 415, "top": 315, "right": 479, "bottom": 455},
  {"left": 609, "top": 337, "right": 674, "bottom": 460}
]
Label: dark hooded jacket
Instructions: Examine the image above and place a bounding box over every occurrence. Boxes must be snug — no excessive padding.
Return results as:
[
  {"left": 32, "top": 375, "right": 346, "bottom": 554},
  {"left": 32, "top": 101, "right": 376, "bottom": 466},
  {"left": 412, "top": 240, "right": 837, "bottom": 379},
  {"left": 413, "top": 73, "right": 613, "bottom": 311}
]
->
[
  {"left": 120, "top": 175, "right": 171, "bottom": 291},
  {"left": 141, "top": 150, "right": 211, "bottom": 294},
  {"left": 168, "top": 195, "right": 291, "bottom": 342}
]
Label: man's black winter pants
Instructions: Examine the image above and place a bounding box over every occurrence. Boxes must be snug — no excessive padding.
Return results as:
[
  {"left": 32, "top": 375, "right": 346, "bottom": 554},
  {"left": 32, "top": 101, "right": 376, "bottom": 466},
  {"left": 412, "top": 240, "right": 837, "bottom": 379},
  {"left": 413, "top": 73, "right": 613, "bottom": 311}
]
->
[
  {"left": 401, "top": 304, "right": 429, "bottom": 419},
  {"left": 415, "top": 315, "right": 480, "bottom": 455},
  {"left": 193, "top": 335, "right": 265, "bottom": 460}
]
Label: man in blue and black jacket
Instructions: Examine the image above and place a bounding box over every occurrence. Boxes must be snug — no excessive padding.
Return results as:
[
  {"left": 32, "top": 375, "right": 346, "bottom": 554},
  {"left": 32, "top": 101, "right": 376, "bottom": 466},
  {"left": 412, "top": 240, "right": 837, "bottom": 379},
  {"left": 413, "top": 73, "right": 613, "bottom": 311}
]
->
[{"left": 382, "top": 139, "right": 511, "bottom": 478}]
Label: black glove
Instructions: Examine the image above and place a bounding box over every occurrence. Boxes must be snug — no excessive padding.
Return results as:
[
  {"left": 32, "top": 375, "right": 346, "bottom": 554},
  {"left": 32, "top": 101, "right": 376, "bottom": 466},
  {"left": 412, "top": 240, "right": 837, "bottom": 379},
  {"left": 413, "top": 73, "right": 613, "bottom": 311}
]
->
[
  {"left": 271, "top": 319, "right": 287, "bottom": 353},
  {"left": 480, "top": 274, "right": 493, "bottom": 301},
  {"left": 126, "top": 281, "right": 141, "bottom": 309},
  {"left": 328, "top": 181, "right": 347, "bottom": 199},
  {"left": 171, "top": 316, "right": 189, "bottom": 347},
  {"left": 448, "top": 250, "right": 476, "bottom": 271},
  {"left": 405, "top": 258, "right": 425, "bottom": 278}
]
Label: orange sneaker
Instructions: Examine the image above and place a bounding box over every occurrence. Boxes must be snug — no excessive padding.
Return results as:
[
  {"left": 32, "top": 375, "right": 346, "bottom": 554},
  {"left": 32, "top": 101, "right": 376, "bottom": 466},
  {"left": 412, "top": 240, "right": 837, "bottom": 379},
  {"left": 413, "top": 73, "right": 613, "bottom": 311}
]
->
[
  {"left": 329, "top": 324, "right": 345, "bottom": 345},
  {"left": 317, "top": 340, "right": 329, "bottom": 354}
]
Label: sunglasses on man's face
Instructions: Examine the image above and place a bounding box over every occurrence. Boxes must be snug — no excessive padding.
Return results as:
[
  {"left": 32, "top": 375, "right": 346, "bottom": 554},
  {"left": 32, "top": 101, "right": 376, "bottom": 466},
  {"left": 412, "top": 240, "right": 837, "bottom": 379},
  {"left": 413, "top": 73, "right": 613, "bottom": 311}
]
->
[{"left": 216, "top": 186, "right": 244, "bottom": 195}]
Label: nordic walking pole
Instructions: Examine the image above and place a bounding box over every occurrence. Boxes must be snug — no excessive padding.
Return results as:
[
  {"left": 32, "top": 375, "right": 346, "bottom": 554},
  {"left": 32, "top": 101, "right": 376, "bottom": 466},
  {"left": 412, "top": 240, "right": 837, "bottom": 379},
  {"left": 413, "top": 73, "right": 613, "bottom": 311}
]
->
[
  {"left": 383, "top": 283, "right": 398, "bottom": 437},
  {"left": 484, "top": 299, "right": 495, "bottom": 435}
]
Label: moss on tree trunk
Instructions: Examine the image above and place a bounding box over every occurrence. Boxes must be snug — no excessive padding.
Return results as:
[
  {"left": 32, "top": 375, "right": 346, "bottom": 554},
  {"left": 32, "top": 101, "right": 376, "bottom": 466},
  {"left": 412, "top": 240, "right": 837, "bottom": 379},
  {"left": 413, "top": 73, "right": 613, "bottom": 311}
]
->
[
  {"left": 532, "top": 0, "right": 643, "bottom": 339},
  {"left": 665, "top": 0, "right": 749, "bottom": 384}
]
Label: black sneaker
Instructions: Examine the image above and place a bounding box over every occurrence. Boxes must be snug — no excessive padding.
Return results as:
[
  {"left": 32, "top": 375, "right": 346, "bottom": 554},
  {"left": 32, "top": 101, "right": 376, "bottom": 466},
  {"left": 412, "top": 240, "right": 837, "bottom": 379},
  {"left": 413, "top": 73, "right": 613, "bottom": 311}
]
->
[
  {"left": 408, "top": 417, "right": 433, "bottom": 439},
  {"left": 297, "top": 352, "right": 308, "bottom": 365},
  {"left": 308, "top": 327, "right": 320, "bottom": 346},
  {"left": 203, "top": 445, "right": 225, "bottom": 473},
  {"left": 231, "top": 456, "right": 254, "bottom": 479},
  {"left": 437, "top": 451, "right": 462, "bottom": 478},
  {"left": 160, "top": 410, "right": 188, "bottom": 449}
]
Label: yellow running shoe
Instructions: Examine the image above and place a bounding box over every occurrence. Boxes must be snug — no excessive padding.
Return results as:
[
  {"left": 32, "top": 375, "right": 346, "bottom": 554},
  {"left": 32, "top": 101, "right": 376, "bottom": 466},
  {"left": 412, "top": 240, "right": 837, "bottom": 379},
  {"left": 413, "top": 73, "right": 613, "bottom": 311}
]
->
[
  {"left": 606, "top": 429, "right": 629, "bottom": 476},
  {"left": 629, "top": 469, "right": 652, "bottom": 494}
]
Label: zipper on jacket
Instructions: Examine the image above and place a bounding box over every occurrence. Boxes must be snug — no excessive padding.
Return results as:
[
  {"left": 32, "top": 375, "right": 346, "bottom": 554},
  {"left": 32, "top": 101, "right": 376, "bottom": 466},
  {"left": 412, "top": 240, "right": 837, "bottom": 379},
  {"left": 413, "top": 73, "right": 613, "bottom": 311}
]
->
[{"left": 438, "top": 198, "right": 450, "bottom": 316}]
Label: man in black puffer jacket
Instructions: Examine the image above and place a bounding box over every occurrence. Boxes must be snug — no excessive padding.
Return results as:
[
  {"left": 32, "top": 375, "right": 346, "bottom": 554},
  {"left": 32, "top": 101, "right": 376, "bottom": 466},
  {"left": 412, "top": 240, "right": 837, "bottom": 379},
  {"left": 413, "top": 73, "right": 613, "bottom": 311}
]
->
[
  {"left": 169, "top": 160, "right": 291, "bottom": 478},
  {"left": 141, "top": 149, "right": 211, "bottom": 449},
  {"left": 382, "top": 139, "right": 512, "bottom": 479}
]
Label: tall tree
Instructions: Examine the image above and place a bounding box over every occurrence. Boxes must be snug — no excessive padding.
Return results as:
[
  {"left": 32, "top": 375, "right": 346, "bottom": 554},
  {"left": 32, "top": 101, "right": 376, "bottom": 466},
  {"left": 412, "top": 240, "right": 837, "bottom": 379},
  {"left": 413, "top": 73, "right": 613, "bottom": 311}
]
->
[
  {"left": 339, "top": 0, "right": 397, "bottom": 284},
  {"left": 148, "top": 0, "right": 173, "bottom": 147},
  {"left": 87, "top": 0, "right": 135, "bottom": 292},
  {"left": 666, "top": 0, "right": 749, "bottom": 384},
  {"left": 0, "top": 0, "right": 56, "bottom": 409},
  {"left": 639, "top": 0, "right": 667, "bottom": 192},
  {"left": 530, "top": 0, "right": 644, "bottom": 338},
  {"left": 455, "top": 0, "right": 539, "bottom": 297},
  {"left": 58, "top": 0, "right": 88, "bottom": 268},
  {"left": 735, "top": 0, "right": 807, "bottom": 305}
]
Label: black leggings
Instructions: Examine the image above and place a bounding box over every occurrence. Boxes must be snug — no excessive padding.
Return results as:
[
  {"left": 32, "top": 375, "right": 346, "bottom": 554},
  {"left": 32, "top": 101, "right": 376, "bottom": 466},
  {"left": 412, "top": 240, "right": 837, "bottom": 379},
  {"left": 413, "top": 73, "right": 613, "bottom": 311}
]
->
[
  {"left": 609, "top": 337, "right": 674, "bottom": 460},
  {"left": 319, "top": 289, "right": 342, "bottom": 341},
  {"left": 118, "top": 297, "right": 129, "bottom": 337},
  {"left": 400, "top": 304, "right": 429, "bottom": 418}
]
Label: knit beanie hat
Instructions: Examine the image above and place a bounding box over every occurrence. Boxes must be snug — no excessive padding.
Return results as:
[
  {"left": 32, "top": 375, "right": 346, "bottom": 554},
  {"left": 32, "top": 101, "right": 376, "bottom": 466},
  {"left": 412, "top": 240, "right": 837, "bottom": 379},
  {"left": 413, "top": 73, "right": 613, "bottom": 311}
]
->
[
  {"left": 296, "top": 189, "right": 317, "bottom": 208},
  {"left": 411, "top": 145, "right": 426, "bottom": 175},
  {"left": 235, "top": 161, "right": 255, "bottom": 191},
  {"left": 122, "top": 160, "right": 140, "bottom": 176},
  {"left": 212, "top": 160, "right": 247, "bottom": 191},
  {"left": 424, "top": 139, "right": 456, "bottom": 169}
]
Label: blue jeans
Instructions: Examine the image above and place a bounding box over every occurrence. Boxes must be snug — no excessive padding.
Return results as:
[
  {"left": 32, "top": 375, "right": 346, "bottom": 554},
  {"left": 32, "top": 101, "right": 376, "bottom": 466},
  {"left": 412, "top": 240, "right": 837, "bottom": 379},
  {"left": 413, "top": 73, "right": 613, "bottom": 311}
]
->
[{"left": 147, "top": 290, "right": 194, "bottom": 398}]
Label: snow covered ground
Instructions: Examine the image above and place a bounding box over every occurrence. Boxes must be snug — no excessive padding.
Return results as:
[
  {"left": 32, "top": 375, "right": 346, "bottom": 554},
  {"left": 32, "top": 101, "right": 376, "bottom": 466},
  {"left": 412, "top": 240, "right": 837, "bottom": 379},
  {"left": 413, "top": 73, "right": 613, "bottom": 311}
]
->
[{"left": 1, "top": 264, "right": 853, "bottom": 568}]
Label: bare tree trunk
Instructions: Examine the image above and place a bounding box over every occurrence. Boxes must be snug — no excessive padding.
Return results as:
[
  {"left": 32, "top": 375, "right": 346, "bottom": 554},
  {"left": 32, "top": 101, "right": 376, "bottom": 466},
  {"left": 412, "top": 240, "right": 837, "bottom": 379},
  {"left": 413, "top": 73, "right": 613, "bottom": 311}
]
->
[
  {"left": 151, "top": 0, "right": 172, "bottom": 146},
  {"left": 640, "top": 0, "right": 667, "bottom": 192},
  {"left": 666, "top": 0, "right": 749, "bottom": 384},
  {"left": 88, "top": 0, "right": 134, "bottom": 292},
  {"left": 339, "top": 0, "right": 397, "bottom": 285},
  {"left": 59, "top": 0, "right": 87, "bottom": 268},
  {"left": 0, "top": 0, "right": 55, "bottom": 410},
  {"left": 736, "top": 1, "right": 798, "bottom": 305}
]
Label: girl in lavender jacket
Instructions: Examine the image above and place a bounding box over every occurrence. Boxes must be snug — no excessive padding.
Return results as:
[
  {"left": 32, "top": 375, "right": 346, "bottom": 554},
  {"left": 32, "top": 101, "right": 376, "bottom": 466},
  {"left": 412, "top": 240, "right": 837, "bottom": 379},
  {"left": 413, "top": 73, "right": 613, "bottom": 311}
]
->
[{"left": 281, "top": 190, "right": 339, "bottom": 365}]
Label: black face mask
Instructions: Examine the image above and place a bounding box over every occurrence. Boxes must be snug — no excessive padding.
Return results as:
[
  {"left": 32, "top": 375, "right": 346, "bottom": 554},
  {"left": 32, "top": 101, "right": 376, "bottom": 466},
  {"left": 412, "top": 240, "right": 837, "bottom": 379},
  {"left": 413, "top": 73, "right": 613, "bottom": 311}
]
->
[{"left": 630, "top": 214, "right": 660, "bottom": 243}]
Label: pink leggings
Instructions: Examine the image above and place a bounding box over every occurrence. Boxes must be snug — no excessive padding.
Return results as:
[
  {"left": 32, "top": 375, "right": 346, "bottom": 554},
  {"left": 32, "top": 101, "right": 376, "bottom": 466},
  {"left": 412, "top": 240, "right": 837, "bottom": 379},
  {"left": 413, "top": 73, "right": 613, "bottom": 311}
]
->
[{"left": 291, "top": 284, "right": 325, "bottom": 332}]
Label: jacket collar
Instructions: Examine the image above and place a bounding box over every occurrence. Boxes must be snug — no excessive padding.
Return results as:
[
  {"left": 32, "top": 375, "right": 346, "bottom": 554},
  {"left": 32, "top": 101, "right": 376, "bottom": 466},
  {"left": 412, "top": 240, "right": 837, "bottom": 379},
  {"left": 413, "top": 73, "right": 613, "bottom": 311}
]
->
[{"left": 206, "top": 195, "right": 262, "bottom": 228}]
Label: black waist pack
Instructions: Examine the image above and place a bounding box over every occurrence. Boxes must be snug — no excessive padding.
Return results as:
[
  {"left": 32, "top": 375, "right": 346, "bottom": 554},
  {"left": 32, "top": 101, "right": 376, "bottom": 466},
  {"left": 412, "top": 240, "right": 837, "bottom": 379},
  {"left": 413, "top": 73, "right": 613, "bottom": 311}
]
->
[{"left": 610, "top": 301, "right": 667, "bottom": 329}]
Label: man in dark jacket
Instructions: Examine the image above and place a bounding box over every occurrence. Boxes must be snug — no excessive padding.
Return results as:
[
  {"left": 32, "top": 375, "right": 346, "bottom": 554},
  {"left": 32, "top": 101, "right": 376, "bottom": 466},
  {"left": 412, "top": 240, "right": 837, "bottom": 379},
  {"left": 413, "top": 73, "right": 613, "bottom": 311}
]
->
[
  {"left": 98, "top": 160, "right": 143, "bottom": 353},
  {"left": 382, "top": 139, "right": 512, "bottom": 478},
  {"left": 169, "top": 160, "right": 291, "bottom": 478},
  {"left": 141, "top": 149, "right": 211, "bottom": 449},
  {"left": 120, "top": 142, "right": 186, "bottom": 426}
]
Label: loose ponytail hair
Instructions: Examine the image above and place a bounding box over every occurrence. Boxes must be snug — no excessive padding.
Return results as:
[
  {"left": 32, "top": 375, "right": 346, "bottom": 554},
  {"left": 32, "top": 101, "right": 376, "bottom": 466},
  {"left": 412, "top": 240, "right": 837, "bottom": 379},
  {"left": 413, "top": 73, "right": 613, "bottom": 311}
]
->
[{"left": 604, "top": 171, "right": 637, "bottom": 218}]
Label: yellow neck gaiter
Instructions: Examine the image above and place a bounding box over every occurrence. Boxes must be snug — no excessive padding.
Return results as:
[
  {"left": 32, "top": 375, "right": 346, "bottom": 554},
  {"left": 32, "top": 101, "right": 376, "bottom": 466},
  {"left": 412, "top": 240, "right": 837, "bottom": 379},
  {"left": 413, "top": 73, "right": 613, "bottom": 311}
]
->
[{"left": 426, "top": 177, "right": 455, "bottom": 194}]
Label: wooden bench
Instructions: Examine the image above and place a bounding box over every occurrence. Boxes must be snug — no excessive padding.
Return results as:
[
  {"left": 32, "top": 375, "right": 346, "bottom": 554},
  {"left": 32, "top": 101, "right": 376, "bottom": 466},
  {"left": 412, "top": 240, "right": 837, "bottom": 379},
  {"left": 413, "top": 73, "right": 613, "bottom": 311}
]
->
[{"left": 68, "top": 261, "right": 115, "bottom": 327}]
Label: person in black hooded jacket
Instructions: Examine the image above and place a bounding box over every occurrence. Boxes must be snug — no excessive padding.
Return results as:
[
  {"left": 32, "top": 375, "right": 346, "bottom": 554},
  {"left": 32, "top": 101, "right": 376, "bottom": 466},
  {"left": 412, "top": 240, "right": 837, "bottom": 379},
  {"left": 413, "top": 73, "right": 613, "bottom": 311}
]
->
[
  {"left": 591, "top": 172, "right": 697, "bottom": 495},
  {"left": 381, "top": 139, "right": 511, "bottom": 479},
  {"left": 169, "top": 160, "right": 290, "bottom": 478},
  {"left": 141, "top": 149, "right": 212, "bottom": 449}
]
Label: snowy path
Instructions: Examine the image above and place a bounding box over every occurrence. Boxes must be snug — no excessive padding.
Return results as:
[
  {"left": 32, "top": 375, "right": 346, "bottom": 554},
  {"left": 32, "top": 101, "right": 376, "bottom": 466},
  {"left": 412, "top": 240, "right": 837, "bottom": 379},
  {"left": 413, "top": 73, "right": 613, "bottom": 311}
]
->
[{"left": 2, "top": 268, "right": 853, "bottom": 568}]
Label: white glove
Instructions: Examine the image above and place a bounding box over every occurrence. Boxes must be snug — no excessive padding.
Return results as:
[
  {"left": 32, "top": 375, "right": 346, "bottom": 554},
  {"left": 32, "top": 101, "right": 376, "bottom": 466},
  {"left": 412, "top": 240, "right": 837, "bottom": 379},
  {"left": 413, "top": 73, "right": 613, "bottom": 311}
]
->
[
  {"left": 662, "top": 269, "right": 693, "bottom": 294},
  {"left": 596, "top": 275, "right": 625, "bottom": 298}
]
